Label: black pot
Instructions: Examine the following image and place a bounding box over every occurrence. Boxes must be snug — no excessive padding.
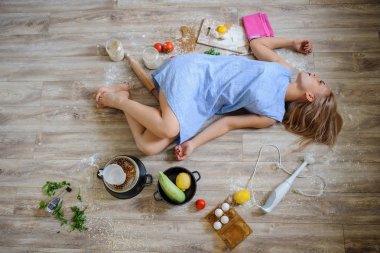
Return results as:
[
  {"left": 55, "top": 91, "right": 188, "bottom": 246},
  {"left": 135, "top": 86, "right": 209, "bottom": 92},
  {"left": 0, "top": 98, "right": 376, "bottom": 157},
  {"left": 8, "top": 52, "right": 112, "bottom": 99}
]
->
[
  {"left": 97, "top": 155, "right": 152, "bottom": 199},
  {"left": 153, "top": 166, "right": 201, "bottom": 205}
]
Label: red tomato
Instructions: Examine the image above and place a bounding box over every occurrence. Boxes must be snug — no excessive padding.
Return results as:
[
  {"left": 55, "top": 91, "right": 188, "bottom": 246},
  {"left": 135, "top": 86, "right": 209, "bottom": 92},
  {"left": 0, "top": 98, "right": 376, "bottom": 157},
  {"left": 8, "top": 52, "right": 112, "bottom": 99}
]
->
[
  {"left": 153, "top": 43, "right": 163, "bottom": 52},
  {"left": 163, "top": 41, "right": 174, "bottom": 53},
  {"left": 195, "top": 199, "right": 206, "bottom": 210}
]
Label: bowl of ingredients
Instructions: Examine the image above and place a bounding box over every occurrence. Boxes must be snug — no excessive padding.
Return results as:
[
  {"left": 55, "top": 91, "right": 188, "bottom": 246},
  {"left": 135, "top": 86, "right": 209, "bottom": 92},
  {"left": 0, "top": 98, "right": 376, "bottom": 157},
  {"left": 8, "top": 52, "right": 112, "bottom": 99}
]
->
[
  {"left": 97, "top": 155, "right": 152, "bottom": 199},
  {"left": 153, "top": 166, "right": 201, "bottom": 206}
]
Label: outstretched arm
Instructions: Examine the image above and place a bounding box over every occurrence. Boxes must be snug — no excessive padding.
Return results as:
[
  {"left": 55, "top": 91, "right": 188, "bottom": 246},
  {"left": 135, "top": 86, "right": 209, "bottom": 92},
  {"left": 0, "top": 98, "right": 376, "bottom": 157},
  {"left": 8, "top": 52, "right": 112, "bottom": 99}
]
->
[
  {"left": 250, "top": 37, "right": 312, "bottom": 70},
  {"left": 174, "top": 115, "right": 275, "bottom": 160}
]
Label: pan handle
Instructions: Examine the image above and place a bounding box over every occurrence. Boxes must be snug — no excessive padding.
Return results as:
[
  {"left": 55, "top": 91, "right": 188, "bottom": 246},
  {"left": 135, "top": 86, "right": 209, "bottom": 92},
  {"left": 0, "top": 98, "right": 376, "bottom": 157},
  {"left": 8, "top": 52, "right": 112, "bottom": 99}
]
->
[
  {"left": 97, "top": 169, "right": 103, "bottom": 180},
  {"left": 153, "top": 191, "right": 162, "bottom": 201},
  {"left": 192, "top": 171, "right": 201, "bottom": 182},
  {"left": 144, "top": 174, "right": 153, "bottom": 186}
]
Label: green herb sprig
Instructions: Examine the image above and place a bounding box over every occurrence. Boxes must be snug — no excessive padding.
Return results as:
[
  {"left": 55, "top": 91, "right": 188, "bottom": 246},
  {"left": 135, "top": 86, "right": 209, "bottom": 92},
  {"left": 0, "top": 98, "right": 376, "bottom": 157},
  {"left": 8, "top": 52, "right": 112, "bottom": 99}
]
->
[
  {"left": 38, "top": 181, "right": 87, "bottom": 233},
  {"left": 42, "top": 181, "right": 70, "bottom": 196},
  {"left": 70, "top": 206, "right": 88, "bottom": 232},
  {"left": 53, "top": 202, "right": 68, "bottom": 226},
  {"left": 204, "top": 47, "right": 221, "bottom": 56},
  {"left": 39, "top": 200, "right": 47, "bottom": 209}
]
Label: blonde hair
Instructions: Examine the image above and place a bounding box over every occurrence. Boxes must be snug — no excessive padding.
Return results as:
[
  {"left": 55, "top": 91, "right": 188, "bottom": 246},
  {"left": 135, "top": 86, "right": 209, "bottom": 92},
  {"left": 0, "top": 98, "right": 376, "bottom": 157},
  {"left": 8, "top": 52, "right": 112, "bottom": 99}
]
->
[{"left": 282, "top": 92, "right": 343, "bottom": 150}]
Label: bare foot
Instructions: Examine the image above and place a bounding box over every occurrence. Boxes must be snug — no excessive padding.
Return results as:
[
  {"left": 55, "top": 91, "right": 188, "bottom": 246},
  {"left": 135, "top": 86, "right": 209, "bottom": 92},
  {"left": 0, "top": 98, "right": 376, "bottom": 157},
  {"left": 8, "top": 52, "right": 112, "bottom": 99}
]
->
[
  {"left": 96, "top": 83, "right": 129, "bottom": 103},
  {"left": 97, "top": 90, "right": 130, "bottom": 109},
  {"left": 174, "top": 141, "right": 194, "bottom": 161}
]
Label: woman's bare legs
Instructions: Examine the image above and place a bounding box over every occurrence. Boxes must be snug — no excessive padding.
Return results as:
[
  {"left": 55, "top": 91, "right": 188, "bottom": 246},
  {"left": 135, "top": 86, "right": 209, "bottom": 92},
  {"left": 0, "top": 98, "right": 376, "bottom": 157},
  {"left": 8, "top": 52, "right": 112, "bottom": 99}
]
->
[
  {"left": 97, "top": 90, "right": 178, "bottom": 155},
  {"left": 99, "top": 90, "right": 179, "bottom": 139},
  {"left": 123, "top": 110, "right": 175, "bottom": 155}
]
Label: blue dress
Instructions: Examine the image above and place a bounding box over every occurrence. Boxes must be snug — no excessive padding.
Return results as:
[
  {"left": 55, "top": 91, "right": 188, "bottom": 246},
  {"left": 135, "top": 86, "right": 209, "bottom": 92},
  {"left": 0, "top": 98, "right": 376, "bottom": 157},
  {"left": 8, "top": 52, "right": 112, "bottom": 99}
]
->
[{"left": 152, "top": 54, "right": 291, "bottom": 144}]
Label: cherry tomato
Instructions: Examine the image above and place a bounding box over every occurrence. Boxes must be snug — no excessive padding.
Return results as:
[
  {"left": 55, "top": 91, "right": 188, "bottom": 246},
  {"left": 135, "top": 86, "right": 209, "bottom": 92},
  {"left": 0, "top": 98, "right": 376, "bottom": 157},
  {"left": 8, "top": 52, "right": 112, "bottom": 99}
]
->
[
  {"left": 153, "top": 43, "right": 163, "bottom": 52},
  {"left": 163, "top": 41, "right": 174, "bottom": 53},
  {"left": 195, "top": 199, "right": 206, "bottom": 210}
]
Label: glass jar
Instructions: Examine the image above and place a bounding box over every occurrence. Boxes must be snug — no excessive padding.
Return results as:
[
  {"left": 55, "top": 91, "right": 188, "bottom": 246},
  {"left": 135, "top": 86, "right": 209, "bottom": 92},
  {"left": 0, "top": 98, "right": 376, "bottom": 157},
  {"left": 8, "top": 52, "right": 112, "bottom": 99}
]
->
[
  {"left": 105, "top": 39, "right": 125, "bottom": 62},
  {"left": 142, "top": 47, "right": 162, "bottom": 70}
]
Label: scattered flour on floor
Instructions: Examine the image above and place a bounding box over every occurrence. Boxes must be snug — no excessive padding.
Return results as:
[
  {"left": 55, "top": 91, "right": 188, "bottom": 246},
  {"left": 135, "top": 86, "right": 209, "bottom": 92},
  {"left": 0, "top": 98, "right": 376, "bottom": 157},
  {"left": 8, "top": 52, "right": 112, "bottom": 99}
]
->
[{"left": 104, "top": 64, "right": 125, "bottom": 87}]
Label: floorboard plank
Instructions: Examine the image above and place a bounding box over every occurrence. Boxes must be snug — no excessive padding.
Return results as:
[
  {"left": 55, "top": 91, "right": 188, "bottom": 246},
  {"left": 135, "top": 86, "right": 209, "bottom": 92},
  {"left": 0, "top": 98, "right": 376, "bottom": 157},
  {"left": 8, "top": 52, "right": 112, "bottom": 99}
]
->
[
  {"left": 343, "top": 225, "right": 380, "bottom": 253},
  {"left": 243, "top": 131, "right": 380, "bottom": 163}
]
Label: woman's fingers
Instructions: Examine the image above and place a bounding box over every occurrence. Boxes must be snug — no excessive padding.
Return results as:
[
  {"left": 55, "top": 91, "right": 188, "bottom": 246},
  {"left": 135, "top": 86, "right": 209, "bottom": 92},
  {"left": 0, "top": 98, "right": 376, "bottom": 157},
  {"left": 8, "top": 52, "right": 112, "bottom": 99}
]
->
[
  {"left": 302, "top": 40, "right": 312, "bottom": 54},
  {"left": 174, "top": 145, "right": 183, "bottom": 160}
]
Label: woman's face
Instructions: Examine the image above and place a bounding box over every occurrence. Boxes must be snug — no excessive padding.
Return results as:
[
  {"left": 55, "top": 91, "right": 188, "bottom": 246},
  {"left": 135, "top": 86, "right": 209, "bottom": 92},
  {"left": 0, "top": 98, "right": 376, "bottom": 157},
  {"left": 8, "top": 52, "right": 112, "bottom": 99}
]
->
[{"left": 297, "top": 71, "right": 331, "bottom": 101}]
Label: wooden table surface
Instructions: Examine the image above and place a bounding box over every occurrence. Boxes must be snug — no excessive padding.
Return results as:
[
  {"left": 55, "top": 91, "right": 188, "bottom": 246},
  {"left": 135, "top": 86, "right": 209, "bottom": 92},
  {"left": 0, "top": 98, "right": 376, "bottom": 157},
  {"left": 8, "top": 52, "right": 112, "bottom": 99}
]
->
[{"left": 0, "top": 0, "right": 379, "bottom": 252}]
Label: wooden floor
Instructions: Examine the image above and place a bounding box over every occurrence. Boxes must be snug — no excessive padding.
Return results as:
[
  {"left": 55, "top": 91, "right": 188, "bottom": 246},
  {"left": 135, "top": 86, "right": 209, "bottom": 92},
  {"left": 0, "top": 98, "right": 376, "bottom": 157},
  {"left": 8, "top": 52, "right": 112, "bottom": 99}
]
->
[{"left": 0, "top": 0, "right": 379, "bottom": 252}]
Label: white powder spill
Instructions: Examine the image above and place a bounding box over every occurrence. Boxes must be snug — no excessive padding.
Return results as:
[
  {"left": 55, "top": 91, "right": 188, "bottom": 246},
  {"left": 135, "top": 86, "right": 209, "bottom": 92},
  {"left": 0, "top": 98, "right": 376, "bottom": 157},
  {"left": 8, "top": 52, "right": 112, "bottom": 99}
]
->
[
  {"left": 104, "top": 64, "right": 125, "bottom": 87},
  {"left": 79, "top": 153, "right": 102, "bottom": 170},
  {"left": 276, "top": 48, "right": 312, "bottom": 74}
]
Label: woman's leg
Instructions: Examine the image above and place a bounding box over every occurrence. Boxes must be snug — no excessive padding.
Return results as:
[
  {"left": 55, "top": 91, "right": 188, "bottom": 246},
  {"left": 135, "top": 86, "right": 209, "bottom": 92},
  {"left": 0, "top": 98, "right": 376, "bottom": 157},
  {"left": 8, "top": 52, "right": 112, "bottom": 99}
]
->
[
  {"left": 123, "top": 111, "right": 175, "bottom": 155},
  {"left": 99, "top": 91, "right": 180, "bottom": 139},
  {"left": 99, "top": 89, "right": 175, "bottom": 155},
  {"left": 98, "top": 90, "right": 175, "bottom": 155}
]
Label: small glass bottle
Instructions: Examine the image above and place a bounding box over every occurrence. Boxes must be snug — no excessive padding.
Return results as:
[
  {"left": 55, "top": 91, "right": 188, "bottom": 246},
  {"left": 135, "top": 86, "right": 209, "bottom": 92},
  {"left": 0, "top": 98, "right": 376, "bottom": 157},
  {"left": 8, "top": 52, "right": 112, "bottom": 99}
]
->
[{"left": 105, "top": 39, "right": 125, "bottom": 62}]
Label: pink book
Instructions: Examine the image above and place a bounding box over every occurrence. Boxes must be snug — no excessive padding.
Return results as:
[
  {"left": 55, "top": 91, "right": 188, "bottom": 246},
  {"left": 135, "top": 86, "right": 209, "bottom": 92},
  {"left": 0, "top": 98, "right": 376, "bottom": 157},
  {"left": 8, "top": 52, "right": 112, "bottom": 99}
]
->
[{"left": 242, "top": 12, "right": 274, "bottom": 41}]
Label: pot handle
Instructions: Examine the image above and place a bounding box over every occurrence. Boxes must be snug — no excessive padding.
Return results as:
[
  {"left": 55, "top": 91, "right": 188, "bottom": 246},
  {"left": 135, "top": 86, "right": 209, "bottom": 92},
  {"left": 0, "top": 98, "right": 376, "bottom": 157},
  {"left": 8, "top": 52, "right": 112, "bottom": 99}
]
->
[
  {"left": 153, "top": 191, "right": 162, "bottom": 201},
  {"left": 144, "top": 174, "right": 153, "bottom": 186},
  {"left": 192, "top": 171, "right": 201, "bottom": 182},
  {"left": 97, "top": 169, "right": 104, "bottom": 179}
]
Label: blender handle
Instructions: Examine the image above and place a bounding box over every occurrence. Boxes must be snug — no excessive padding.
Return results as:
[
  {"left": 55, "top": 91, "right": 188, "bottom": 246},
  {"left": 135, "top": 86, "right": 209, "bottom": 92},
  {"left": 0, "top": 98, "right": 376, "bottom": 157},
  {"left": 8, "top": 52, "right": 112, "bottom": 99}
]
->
[
  {"left": 192, "top": 171, "right": 201, "bottom": 182},
  {"left": 97, "top": 169, "right": 103, "bottom": 179},
  {"left": 144, "top": 174, "right": 153, "bottom": 186}
]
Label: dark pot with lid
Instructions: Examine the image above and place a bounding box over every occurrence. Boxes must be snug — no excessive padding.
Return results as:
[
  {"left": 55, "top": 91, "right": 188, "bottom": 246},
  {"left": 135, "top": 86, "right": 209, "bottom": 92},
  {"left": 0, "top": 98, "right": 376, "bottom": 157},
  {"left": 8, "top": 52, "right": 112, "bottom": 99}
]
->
[{"left": 97, "top": 155, "right": 152, "bottom": 199}]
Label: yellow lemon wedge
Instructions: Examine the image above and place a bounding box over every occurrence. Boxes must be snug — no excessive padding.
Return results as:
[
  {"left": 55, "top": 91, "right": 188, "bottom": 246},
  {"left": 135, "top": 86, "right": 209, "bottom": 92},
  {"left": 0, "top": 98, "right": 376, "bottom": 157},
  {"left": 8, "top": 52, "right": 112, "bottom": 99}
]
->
[
  {"left": 216, "top": 25, "right": 227, "bottom": 34},
  {"left": 175, "top": 172, "right": 191, "bottom": 191},
  {"left": 233, "top": 190, "right": 251, "bottom": 204}
]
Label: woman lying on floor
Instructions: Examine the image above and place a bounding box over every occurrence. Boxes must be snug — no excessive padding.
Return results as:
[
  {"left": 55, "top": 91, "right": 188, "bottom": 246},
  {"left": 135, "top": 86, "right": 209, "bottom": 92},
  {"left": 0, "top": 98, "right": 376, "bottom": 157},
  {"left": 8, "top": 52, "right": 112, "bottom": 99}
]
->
[{"left": 96, "top": 37, "right": 343, "bottom": 160}]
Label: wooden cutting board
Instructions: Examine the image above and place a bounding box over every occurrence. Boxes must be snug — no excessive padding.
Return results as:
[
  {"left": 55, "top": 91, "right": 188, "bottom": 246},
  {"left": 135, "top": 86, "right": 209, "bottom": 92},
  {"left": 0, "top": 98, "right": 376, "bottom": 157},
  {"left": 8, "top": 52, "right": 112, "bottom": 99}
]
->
[{"left": 197, "top": 18, "right": 249, "bottom": 54}]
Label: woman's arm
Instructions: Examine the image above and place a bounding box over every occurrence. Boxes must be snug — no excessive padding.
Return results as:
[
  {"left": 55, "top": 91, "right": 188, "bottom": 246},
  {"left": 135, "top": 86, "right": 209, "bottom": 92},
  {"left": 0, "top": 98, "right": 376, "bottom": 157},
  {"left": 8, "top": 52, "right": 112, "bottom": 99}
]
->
[
  {"left": 250, "top": 37, "right": 312, "bottom": 69},
  {"left": 174, "top": 114, "right": 275, "bottom": 160}
]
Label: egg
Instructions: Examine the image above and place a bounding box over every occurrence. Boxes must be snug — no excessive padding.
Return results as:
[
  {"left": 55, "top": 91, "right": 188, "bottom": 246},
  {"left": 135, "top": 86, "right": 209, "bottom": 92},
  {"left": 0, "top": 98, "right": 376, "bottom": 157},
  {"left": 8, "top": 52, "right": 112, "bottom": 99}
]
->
[
  {"left": 221, "top": 202, "right": 230, "bottom": 212},
  {"left": 214, "top": 208, "right": 223, "bottom": 217},
  {"left": 213, "top": 221, "right": 222, "bottom": 230},
  {"left": 221, "top": 215, "right": 229, "bottom": 224}
]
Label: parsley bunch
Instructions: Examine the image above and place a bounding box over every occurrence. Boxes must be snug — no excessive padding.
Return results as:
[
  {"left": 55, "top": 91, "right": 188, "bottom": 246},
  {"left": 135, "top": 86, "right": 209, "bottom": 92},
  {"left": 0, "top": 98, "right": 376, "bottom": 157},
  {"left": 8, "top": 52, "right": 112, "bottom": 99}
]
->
[{"left": 38, "top": 181, "right": 87, "bottom": 232}]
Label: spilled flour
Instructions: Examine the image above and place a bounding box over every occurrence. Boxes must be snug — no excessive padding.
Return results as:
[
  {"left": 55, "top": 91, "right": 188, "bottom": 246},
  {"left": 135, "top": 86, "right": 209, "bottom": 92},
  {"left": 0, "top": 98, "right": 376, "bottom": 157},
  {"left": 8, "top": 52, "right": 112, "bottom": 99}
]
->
[{"left": 104, "top": 64, "right": 125, "bottom": 87}]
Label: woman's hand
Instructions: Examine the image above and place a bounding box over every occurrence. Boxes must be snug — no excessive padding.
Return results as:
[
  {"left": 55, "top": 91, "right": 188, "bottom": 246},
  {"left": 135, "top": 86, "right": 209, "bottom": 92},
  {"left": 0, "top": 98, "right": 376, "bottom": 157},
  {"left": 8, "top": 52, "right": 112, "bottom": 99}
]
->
[
  {"left": 174, "top": 141, "right": 194, "bottom": 161},
  {"left": 293, "top": 39, "right": 313, "bottom": 54}
]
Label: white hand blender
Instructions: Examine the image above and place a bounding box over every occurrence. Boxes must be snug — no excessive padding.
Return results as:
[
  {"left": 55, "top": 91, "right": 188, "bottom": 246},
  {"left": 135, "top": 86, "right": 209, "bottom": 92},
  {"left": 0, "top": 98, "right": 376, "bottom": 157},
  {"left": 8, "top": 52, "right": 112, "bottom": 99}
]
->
[{"left": 259, "top": 155, "right": 315, "bottom": 213}]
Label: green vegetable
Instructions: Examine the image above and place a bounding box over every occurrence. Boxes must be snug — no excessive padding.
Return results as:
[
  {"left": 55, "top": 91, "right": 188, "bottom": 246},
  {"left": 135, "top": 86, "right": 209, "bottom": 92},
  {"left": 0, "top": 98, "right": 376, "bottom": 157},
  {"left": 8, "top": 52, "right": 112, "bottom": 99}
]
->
[
  {"left": 39, "top": 200, "right": 47, "bottom": 209},
  {"left": 204, "top": 47, "right": 220, "bottom": 56},
  {"left": 42, "top": 181, "right": 70, "bottom": 196},
  {"left": 158, "top": 172, "right": 186, "bottom": 204},
  {"left": 38, "top": 181, "right": 87, "bottom": 232},
  {"left": 53, "top": 202, "right": 68, "bottom": 226},
  {"left": 70, "top": 206, "right": 88, "bottom": 232}
]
